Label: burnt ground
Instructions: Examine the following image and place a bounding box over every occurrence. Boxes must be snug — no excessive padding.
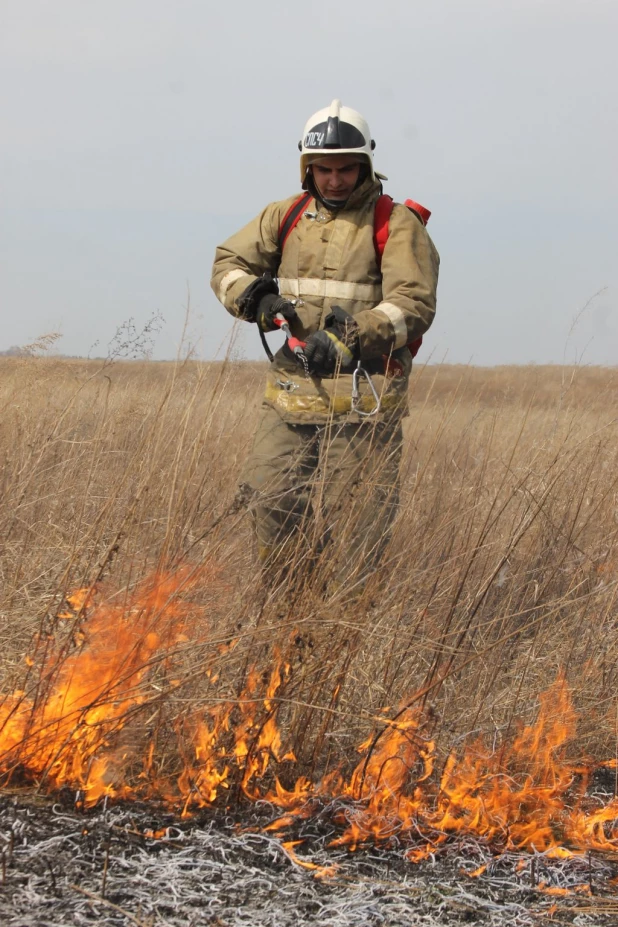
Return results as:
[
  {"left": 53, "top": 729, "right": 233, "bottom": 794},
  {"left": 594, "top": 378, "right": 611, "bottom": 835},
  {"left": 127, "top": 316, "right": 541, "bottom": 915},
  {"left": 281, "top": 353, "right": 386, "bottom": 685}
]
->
[{"left": 1, "top": 794, "right": 618, "bottom": 927}]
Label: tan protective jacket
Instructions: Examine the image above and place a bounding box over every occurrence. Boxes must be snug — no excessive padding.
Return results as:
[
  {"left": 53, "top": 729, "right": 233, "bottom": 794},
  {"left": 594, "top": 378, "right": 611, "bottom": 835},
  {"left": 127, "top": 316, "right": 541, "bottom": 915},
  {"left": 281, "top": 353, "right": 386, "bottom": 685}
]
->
[{"left": 211, "top": 178, "right": 439, "bottom": 424}]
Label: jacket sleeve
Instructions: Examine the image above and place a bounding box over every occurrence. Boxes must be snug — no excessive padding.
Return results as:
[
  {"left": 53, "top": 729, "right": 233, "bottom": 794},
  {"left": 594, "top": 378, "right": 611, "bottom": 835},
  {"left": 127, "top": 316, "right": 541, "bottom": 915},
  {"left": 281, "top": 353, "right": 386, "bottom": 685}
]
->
[
  {"left": 354, "top": 204, "right": 440, "bottom": 359},
  {"left": 210, "top": 203, "right": 282, "bottom": 318}
]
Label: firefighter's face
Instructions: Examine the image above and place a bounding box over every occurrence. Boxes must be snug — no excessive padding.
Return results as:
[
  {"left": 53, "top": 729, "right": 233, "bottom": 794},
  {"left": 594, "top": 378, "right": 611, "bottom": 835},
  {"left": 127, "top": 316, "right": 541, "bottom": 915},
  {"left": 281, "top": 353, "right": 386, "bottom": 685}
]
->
[{"left": 311, "top": 156, "right": 361, "bottom": 201}]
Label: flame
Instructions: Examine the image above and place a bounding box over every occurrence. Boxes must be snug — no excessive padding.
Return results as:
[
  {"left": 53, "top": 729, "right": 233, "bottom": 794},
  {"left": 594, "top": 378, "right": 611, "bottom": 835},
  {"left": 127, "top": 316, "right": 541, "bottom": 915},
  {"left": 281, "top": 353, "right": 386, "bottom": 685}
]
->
[
  {"left": 2, "top": 576, "right": 618, "bottom": 872},
  {"left": 537, "top": 882, "right": 591, "bottom": 896},
  {"left": 281, "top": 841, "right": 338, "bottom": 878},
  {"left": 0, "top": 568, "right": 213, "bottom": 803}
]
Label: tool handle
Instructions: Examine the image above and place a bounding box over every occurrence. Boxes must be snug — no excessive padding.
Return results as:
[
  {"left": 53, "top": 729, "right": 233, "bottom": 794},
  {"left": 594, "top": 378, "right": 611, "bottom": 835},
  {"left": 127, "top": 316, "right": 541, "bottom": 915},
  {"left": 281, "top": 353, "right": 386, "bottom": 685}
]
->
[
  {"left": 274, "top": 314, "right": 306, "bottom": 352},
  {"left": 288, "top": 335, "right": 307, "bottom": 353}
]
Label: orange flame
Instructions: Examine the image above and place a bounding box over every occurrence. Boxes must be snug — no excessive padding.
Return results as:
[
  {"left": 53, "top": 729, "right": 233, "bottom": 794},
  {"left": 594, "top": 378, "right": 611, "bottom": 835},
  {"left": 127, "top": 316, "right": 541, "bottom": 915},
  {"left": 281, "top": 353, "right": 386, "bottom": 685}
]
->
[
  {"left": 281, "top": 841, "right": 337, "bottom": 878},
  {"left": 2, "top": 576, "right": 618, "bottom": 871},
  {"left": 0, "top": 569, "right": 207, "bottom": 802}
]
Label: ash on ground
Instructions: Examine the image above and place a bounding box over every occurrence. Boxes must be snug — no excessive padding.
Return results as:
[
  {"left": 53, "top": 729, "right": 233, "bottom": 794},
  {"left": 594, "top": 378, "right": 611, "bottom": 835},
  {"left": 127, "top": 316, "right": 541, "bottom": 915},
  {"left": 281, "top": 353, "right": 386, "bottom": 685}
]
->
[{"left": 1, "top": 795, "right": 618, "bottom": 927}]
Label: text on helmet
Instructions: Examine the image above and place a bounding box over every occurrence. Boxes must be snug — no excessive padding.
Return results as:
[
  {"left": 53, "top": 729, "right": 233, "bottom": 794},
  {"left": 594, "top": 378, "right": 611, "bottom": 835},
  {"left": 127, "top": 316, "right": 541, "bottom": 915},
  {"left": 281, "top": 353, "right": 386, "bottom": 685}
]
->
[{"left": 304, "top": 132, "right": 325, "bottom": 148}]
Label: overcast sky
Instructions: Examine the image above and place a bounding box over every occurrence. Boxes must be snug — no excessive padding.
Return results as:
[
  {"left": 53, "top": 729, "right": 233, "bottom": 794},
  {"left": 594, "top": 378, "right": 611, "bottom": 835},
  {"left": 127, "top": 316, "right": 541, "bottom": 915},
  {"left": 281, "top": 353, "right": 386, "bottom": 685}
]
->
[{"left": 1, "top": 0, "right": 616, "bottom": 364}]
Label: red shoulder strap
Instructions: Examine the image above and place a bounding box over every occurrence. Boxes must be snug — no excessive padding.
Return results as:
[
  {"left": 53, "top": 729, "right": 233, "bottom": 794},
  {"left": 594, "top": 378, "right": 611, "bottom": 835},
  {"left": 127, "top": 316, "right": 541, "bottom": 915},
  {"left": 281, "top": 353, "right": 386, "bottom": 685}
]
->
[
  {"left": 373, "top": 194, "right": 394, "bottom": 267},
  {"left": 278, "top": 192, "right": 313, "bottom": 251},
  {"left": 374, "top": 194, "right": 431, "bottom": 362},
  {"left": 404, "top": 198, "right": 431, "bottom": 226}
]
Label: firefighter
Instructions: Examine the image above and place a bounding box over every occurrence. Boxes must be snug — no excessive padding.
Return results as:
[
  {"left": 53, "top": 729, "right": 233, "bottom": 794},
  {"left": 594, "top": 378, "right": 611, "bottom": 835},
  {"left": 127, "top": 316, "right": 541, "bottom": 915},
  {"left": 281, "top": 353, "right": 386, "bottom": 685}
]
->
[{"left": 211, "top": 100, "right": 439, "bottom": 586}]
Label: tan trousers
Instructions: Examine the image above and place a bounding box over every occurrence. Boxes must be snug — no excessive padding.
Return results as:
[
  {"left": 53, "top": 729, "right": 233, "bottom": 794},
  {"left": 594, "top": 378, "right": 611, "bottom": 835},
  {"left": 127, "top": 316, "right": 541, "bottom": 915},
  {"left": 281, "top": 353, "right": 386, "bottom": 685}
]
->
[{"left": 241, "top": 404, "right": 402, "bottom": 586}]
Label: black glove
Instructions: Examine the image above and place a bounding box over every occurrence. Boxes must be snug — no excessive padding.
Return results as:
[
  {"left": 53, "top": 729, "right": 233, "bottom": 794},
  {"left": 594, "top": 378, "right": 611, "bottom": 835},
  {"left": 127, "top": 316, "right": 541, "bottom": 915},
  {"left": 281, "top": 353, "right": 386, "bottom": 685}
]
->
[
  {"left": 256, "top": 293, "right": 298, "bottom": 333},
  {"left": 303, "top": 306, "right": 360, "bottom": 376},
  {"left": 235, "top": 273, "right": 298, "bottom": 332},
  {"left": 236, "top": 273, "right": 276, "bottom": 322}
]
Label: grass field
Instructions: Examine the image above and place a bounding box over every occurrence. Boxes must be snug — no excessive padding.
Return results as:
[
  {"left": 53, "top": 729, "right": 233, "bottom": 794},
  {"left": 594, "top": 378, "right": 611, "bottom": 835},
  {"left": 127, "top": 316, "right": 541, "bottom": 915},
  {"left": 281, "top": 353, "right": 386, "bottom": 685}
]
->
[{"left": 0, "top": 354, "right": 617, "bottom": 822}]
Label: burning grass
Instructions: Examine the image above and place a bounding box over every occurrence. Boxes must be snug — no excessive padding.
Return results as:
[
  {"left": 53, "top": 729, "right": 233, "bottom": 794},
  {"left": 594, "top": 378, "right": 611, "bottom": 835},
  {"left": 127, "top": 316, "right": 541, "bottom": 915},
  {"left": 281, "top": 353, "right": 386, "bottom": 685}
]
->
[
  {"left": 1, "top": 354, "right": 618, "bottom": 919},
  {"left": 1, "top": 570, "right": 618, "bottom": 869}
]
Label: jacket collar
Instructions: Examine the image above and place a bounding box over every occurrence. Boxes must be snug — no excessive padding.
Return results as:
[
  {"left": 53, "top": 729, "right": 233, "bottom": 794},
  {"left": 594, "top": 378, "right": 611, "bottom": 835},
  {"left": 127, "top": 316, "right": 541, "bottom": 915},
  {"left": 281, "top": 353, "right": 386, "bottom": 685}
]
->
[{"left": 316, "top": 177, "right": 382, "bottom": 215}]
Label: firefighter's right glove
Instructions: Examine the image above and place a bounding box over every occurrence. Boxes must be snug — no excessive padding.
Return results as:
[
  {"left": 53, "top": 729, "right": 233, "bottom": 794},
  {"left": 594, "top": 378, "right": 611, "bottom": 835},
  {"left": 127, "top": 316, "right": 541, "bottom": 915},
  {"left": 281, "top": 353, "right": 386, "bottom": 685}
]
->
[
  {"left": 236, "top": 273, "right": 294, "bottom": 329},
  {"left": 256, "top": 293, "right": 298, "bottom": 333}
]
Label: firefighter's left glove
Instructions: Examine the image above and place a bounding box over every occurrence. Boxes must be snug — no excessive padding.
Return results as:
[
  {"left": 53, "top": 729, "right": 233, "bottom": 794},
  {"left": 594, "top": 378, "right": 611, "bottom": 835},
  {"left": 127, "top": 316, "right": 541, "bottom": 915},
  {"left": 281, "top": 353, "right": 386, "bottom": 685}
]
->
[
  {"left": 256, "top": 293, "right": 298, "bottom": 333},
  {"left": 304, "top": 306, "right": 360, "bottom": 377}
]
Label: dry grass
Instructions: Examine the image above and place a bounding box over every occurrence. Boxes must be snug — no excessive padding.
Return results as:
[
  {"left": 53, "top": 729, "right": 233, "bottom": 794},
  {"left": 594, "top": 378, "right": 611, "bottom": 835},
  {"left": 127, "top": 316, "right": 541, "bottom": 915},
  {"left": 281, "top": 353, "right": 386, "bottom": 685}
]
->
[{"left": 1, "top": 353, "right": 617, "bottom": 795}]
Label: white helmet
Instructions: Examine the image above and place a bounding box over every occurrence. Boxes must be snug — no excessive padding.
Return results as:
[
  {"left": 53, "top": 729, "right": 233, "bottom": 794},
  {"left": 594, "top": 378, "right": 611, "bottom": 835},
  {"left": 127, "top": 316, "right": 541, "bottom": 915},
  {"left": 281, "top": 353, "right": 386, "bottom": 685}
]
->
[{"left": 299, "top": 99, "right": 386, "bottom": 184}]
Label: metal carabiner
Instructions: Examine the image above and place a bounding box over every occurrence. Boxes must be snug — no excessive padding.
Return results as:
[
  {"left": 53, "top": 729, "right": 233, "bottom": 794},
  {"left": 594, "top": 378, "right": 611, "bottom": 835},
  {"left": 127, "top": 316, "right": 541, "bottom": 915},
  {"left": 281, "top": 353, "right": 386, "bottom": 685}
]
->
[{"left": 351, "top": 361, "right": 381, "bottom": 417}]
